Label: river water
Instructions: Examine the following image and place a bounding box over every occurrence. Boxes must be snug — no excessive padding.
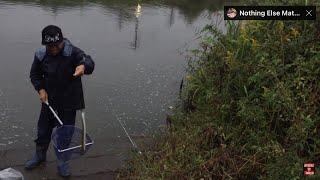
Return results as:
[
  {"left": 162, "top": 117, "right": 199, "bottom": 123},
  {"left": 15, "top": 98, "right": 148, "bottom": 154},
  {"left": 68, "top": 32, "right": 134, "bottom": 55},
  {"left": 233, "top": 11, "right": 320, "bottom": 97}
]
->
[{"left": 0, "top": 0, "right": 225, "bottom": 151}]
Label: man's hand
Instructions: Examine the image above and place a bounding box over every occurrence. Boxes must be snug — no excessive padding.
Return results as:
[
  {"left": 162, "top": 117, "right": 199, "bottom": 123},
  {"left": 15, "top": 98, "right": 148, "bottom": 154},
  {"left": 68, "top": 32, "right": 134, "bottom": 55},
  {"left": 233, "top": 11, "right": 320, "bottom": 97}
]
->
[
  {"left": 39, "top": 89, "right": 48, "bottom": 103},
  {"left": 73, "top": 64, "right": 85, "bottom": 77}
]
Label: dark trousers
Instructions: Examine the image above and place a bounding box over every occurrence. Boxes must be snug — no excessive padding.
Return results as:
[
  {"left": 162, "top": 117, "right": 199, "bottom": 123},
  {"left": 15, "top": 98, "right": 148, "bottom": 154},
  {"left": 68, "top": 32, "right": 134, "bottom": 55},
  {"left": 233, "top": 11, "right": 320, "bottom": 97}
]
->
[{"left": 34, "top": 103, "right": 76, "bottom": 145}]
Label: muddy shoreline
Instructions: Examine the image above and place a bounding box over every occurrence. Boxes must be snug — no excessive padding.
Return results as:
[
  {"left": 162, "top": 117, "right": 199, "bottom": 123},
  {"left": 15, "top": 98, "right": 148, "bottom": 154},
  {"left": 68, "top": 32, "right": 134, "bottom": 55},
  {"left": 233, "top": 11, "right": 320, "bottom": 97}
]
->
[{"left": 0, "top": 136, "right": 144, "bottom": 180}]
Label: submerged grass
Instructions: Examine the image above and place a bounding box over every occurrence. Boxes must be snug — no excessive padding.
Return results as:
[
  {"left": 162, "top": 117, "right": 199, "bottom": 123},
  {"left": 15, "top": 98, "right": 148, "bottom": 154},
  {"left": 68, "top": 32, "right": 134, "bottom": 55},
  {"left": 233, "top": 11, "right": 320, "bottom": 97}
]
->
[{"left": 118, "top": 0, "right": 320, "bottom": 179}]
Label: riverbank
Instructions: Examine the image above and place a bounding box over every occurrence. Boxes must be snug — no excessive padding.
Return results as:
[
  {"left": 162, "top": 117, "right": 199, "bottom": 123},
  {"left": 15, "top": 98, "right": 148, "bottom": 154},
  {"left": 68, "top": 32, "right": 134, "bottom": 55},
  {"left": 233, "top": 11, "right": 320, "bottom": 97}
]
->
[{"left": 118, "top": 0, "right": 320, "bottom": 179}]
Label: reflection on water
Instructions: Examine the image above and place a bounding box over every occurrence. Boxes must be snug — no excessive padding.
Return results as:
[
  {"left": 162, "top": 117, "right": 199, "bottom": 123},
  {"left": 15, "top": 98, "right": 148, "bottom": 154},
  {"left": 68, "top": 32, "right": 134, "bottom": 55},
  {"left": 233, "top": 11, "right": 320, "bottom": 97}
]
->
[
  {"left": 0, "top": 0, "right": 225, "bottom": 22},
  {"left": 131, "top": 4, "right": 141, "bottom": 49},
  {"left": 135, "top": 3, "right": 141, "bottom": 18},
  {"left": 0, "top": 0, "right": 227, "bottom": 150}
]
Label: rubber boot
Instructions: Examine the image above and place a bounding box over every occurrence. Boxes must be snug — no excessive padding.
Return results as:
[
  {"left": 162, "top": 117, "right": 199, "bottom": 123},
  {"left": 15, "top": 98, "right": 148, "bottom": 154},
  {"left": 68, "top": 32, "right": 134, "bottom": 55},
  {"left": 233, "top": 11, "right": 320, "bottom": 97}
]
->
[
  {"left": 57, "top": 160, "right": 71, "bottom": 177},
  {"left": 25, "top": 144, "right": 49, "bottom": 169}
]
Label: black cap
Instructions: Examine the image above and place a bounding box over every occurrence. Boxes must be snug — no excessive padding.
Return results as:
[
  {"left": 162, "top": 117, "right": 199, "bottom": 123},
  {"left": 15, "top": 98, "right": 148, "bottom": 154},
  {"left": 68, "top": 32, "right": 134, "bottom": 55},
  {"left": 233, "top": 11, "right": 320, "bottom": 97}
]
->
[{"left": 41, "top": 25, "right": 63, "bottom": 45}]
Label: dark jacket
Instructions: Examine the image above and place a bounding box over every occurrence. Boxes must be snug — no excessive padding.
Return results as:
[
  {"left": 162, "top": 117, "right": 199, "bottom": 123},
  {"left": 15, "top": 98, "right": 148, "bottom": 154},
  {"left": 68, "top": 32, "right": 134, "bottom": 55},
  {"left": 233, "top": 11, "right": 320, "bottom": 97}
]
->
[{"left": 30, "top": 39, "right": 95, "bottom": 110}]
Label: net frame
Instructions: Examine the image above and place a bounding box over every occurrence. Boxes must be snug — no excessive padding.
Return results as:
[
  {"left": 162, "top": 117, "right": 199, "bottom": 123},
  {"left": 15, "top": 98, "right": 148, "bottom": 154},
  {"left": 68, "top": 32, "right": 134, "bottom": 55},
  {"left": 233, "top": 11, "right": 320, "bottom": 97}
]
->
[
  {"left": 51, "top": 125, "right": 94, "bottom": 153},
  {"left": 45, "top": 102, "right": 94, "bottom": 160}
]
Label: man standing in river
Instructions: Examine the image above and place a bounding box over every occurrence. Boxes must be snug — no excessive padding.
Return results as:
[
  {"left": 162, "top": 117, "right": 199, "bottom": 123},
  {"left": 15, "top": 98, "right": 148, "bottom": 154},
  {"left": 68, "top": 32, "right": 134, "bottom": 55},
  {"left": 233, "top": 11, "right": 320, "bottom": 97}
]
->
[{"left": 26, "top": 25, "right": 95, "bottom": 177}]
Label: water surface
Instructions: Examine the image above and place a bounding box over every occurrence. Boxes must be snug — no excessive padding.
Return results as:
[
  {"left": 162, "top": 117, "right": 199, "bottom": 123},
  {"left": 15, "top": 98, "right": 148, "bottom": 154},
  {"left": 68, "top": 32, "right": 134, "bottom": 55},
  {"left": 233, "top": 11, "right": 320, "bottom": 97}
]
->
[{"left": 0, "top": 0, "right": 226, "bottom": 150}]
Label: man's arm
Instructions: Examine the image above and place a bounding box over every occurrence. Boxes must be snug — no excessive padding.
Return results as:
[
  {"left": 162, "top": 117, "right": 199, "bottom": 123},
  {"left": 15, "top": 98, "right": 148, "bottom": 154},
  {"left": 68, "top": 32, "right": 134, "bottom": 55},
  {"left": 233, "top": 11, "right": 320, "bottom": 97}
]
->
[
  {"left": 74, "top": 48, "right": 95, "bottom": 75},
  {"left": 30, "top": 54, "right": 48, "bottom": 102},
  {"left": 30, "top": 54, "right": 45, "bottom": 92}
]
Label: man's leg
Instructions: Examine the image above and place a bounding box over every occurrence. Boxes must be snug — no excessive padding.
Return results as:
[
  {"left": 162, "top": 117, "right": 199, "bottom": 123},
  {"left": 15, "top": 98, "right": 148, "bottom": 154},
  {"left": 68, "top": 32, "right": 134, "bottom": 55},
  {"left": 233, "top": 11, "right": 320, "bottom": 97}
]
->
[
  {"left": 25, "top": 103, "right": 55, "bottom": 169},
  {"left": 55, "top": 109, "right": 76, "bottom": 177},
  {"left": 59, "top": 110, "right": 76, "bottom": 125}
]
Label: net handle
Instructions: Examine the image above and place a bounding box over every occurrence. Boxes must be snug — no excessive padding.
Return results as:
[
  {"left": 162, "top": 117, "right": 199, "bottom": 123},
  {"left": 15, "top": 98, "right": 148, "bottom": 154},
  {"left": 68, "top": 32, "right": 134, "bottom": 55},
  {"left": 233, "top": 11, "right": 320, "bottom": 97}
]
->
[
  {"left": 81, "top": 110, "right": 86, "bottom": 152},
  {"left": 44, "top": 101, "right": 64, "bottom": 126}
]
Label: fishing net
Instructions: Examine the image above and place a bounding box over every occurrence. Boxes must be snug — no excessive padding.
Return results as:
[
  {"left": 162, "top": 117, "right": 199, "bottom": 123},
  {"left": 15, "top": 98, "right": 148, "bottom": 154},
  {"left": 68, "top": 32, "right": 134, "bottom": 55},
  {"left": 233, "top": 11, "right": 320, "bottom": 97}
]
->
[{"left": 51, "top": 125, "right": 93, "bottom": 162}]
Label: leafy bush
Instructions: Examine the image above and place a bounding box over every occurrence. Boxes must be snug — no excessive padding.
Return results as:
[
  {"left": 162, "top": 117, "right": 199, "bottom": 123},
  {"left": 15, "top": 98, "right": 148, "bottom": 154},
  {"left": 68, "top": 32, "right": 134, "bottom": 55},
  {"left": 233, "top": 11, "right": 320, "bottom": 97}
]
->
[{"left": 119, "top": 1, "right": 320, "bottom": 179}]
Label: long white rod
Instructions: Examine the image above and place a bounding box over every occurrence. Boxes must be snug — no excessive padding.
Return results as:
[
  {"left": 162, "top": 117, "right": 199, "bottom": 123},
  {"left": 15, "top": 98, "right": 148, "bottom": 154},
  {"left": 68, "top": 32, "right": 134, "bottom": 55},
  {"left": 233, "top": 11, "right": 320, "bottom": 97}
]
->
[
  {"left": 81, "top": 110, "right": 87, "bottom": 152},
  {"left": 44, "top": 101, "right": 64, "bottom": 125}
]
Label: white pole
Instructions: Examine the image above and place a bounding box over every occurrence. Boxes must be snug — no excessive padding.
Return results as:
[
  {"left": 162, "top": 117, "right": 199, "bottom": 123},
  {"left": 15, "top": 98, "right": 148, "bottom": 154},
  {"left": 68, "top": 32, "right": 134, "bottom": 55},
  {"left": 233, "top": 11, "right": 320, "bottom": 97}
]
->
[
  {"left": 44, "top": 101, "right": 63, "bottom": 125},
  {"left": 81, "top": 110, "right": 87, "bottom": 152}
]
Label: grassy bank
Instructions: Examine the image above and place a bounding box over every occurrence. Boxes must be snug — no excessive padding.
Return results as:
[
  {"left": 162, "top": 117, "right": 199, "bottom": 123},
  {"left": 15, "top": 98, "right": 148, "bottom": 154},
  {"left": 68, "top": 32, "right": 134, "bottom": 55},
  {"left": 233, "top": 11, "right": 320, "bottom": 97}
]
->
[{"left": 118, "top": 1, "right": 320, "bottom": 179}]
